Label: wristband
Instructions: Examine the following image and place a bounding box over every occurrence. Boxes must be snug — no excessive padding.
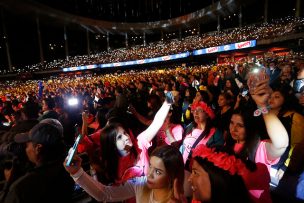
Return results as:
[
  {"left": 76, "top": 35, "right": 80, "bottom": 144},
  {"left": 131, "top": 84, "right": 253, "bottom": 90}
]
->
[{"left": 253, "top": 106, "right": 270, "bottom": 117}]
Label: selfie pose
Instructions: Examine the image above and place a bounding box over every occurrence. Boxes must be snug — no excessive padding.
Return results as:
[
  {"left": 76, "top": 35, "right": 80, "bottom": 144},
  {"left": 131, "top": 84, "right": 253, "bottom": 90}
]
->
[
  {"left": 65, "top": 97, "right": 173, "bottom": 185},
  {"left": 64, "top": 145, "right": 185, "bottom": 203}
]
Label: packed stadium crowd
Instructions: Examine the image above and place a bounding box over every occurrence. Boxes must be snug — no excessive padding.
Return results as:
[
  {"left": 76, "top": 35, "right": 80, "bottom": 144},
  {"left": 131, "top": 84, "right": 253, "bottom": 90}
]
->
[
  {"left": 2, "top": 16, "right": 303, "bottom": 75},
  {"left": 0, "top": 50, "right": 303, "bottom": 202}
]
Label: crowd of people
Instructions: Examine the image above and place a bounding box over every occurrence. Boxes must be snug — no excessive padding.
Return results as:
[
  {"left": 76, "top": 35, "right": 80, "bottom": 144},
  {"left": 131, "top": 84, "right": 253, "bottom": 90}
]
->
[
  {"left": 0, "top": 51, "right": 303, "bottom": 202},
  {"left": 1, "top": 16, "right": 303, "bottom": 75}
]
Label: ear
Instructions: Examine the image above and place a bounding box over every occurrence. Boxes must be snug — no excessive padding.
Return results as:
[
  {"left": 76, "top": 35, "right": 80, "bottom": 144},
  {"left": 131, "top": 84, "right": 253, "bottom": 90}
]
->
[{"left": 34, "top": 143, "right": 43, "bottom": 154}]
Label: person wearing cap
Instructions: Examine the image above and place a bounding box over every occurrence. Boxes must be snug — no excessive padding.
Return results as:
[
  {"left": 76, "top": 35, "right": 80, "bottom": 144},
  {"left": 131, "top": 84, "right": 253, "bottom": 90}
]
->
[{"left": 2, "top": 122, "right": 75, "bottom": 203}]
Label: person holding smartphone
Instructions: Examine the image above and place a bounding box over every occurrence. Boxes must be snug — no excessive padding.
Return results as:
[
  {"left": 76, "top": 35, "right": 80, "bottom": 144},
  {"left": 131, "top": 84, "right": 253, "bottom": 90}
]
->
[
  {"left": 64, "top": 145, "right": 186, "bottom": 203},
  {"left": 222, "top": 77, "right": 289, "bottom": 203},
  {"left": 64, "top": 95, "right": 174, "bottom": 187}
]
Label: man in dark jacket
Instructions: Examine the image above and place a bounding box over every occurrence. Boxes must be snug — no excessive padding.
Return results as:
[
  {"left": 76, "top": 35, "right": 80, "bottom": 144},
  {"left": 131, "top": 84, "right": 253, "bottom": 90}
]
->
[{"left": 3, "top": 121, "right": 75, "bottom": 203}]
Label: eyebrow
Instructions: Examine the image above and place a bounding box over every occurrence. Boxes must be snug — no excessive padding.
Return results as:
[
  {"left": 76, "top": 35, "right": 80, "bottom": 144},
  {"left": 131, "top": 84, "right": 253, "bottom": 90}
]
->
[{"left": 149, "top": 163, "right": 165, "bottom": 173}]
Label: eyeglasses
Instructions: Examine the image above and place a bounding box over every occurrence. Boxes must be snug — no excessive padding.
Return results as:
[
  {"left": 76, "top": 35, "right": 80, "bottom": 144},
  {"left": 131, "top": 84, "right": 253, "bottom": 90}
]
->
[{"left": 191, "top": 109, "right": 204, "bottom": 114}]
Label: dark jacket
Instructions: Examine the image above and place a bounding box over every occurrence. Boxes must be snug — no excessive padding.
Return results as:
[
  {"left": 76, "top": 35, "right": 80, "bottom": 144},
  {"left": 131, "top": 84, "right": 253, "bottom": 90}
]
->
[
  {"left": 3, "top": 161, "right": 75, "bottom": 203},
  {"left": 38, "top": 110, "right": 59, "bottom": 121}
]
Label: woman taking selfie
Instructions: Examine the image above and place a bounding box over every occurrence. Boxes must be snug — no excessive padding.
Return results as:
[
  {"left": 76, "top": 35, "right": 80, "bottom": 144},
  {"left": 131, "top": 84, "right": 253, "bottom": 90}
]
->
[
  {"left": 93, "top": 99, "right": 173, "bottom": 185},
  {"left": 64, "top": 145, "right": 185, "bottom": 203}
]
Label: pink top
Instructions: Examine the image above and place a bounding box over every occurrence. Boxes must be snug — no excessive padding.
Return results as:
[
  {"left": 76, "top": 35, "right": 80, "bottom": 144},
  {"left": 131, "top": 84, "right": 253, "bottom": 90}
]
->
[
  {"left": 181, "top": 128, "right": 216, "bottom": 163},
  {"left": 136, "top": 131, "right": 153, "bottom": 175},
  {"left": 235, "top": 140, "right": 279, "bottom": 203},
  {"left": 156, "top": 124, "right": 183, "bottom": 146}
]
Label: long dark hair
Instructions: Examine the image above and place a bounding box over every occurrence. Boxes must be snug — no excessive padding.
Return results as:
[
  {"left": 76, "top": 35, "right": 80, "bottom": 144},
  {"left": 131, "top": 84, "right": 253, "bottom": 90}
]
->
[
  {"left": 224, "top": 108, "right": 260, "bottom": 170},
  {"left": 194, "top": 156, "right": 251, "bottom": 203},
  {"left": 151, "top": 145, "right": 184, "bottom": 189},
  {"left": 272, "top": 85, "right": 302, "bottom": 116},
  {"left": 100, "top": 123, "right": 138, "bottom": 183}
]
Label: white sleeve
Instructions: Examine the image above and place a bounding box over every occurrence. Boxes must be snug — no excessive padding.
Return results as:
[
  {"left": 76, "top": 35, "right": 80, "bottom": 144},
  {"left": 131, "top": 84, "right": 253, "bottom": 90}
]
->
[{"left": 73, "top": 168, "right": 146, "bottom": 202}]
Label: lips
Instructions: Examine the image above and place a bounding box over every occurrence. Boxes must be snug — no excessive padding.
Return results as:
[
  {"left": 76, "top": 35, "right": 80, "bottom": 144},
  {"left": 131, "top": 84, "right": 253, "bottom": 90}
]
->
[
  {"left": 147, "top": 180, "right": 153, "bottom": 186},
  {"left": 124, "top": 145, "right": 132, "bottom": 151}
]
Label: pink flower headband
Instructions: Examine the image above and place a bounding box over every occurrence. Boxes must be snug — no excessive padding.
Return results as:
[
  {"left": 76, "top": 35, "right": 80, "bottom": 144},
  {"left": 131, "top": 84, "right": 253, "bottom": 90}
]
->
[
  {"left": 191, "top": 145, "right": 247, "bottom": 176},
  {"left": 191, "top": 101, "right": 215, "bottom": 119}
]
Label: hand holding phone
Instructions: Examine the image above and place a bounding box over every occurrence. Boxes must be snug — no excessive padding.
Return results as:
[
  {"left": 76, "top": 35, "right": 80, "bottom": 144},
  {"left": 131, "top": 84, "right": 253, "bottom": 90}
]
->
[
  {"left": 165, "top": 92, "right": 174, "bottom": 104},
  {"left": 247, "top": 68, "right": 268, "bottom": 93},
  {"left": 66, "top": 133, "right": 82, "bottom": 167}
]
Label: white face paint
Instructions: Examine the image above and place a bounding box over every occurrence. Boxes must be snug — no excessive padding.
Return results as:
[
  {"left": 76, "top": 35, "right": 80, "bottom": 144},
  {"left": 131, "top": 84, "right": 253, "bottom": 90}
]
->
[{"left": 116, "top": 126, "right": 133, "bottom": 156}]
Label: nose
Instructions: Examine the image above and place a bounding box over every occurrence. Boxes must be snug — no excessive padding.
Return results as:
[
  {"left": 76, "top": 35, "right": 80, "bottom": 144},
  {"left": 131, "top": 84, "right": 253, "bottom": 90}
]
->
[
  {"left": 148, "top": 169, "right": 153, "bottom": 178},
  {"left": 230, "top": 124, "right": 237, "bottom": 132},
  {"left": 122, "top": 134, "right": 129, "bottom": 141},
  {"left": 188, "top": 174, "right": 193, "bottom": 183}
]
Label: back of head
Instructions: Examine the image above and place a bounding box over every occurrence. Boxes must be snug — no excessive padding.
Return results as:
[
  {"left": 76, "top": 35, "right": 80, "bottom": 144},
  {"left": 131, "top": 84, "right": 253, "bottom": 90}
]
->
[
  {"left": 21, "top": 101, "right": 39, "bottom": 120},
  {"left": 44, "top": 97, "right": 56, "bottom": 110}
]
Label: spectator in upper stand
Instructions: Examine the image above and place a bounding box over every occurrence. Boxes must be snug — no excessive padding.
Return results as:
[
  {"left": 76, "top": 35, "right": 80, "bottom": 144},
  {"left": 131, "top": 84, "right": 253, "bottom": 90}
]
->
[
  {"left": 38, "top": 97, "right": 59, "bottom": 121},
  {"left": 3, "top": 122, "right": 75, "bottom": 203},
  {"left": 266, "top": 59, "right": 281, "bottom": 87}
]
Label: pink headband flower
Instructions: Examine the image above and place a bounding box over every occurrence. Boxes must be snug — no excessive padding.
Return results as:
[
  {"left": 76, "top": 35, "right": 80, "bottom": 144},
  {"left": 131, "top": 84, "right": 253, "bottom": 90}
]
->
[{"left": 191, "top": 101, "right": 215, "bottom": 119}]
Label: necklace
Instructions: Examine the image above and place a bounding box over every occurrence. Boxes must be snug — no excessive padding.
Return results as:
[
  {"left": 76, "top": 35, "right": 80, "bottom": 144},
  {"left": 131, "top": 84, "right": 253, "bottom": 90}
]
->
[{"left": 149, "top": 190, "right": 171, "bottom": 203}]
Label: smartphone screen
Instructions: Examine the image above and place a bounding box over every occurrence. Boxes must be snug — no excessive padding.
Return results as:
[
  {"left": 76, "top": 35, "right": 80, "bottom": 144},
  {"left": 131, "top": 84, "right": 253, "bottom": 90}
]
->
[
  {"left": 66, "top": 134, "right": 82, "bottom": 167},
  {"left": 247, "top": 68, "right": 267, "bottom": 92},
  {"left": 2, "top": 122, "right": 10, "bottom": 127},
  {"left": 165, "top": 92, "right": 174, "bottom": 104}
]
